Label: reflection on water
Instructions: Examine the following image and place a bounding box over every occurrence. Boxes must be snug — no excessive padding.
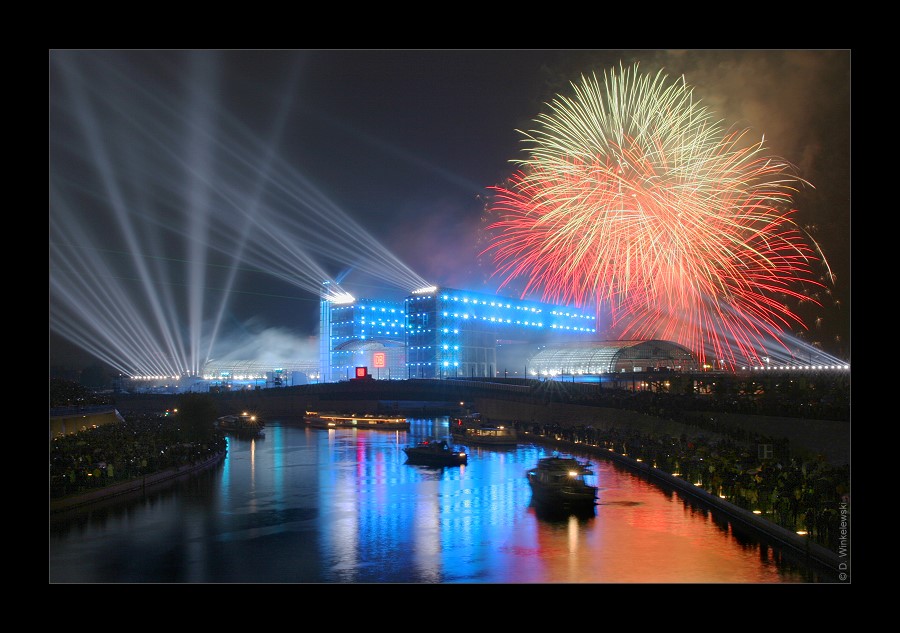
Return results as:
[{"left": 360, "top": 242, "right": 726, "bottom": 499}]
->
[{"left": 49, "top": 417, "right": 836, "bottom": 583}]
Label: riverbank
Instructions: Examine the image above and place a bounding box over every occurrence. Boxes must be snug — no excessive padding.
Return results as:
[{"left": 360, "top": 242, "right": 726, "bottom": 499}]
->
[
  {"left": 474, "top": 399, "right": 850, "bottom": 467},
  {"left": 523, "top": 431, "right": 846, "bottom": 579},
  {"left": 49, "top": 450, "right": 226, "bottom": 514}
]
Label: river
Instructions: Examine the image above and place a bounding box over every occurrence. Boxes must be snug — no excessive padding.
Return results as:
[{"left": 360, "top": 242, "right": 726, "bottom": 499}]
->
[{"left": 49, "top": 417, "right": 837, "bottom": 583}]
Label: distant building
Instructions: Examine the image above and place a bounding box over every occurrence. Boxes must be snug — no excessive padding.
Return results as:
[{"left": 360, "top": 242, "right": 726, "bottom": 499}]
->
[
  {"left": 527, "top": 340, "right": 699, "bottom": 377},
  {"left": 320, "top": 285, "right": 599, "bottom": 382}
]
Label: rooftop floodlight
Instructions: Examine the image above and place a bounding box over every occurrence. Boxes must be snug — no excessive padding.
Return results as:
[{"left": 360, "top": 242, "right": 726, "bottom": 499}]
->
[{"left": 328, "top": 292, "right": 356, "bottom": 304}]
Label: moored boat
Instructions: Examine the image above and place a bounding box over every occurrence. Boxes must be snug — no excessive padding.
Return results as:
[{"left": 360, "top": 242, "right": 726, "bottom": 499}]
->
[
  {"left": 526, "top": 454, "right": 597, "bottom": 514},
  {"left": 403, "top": 439, "right": 468, "bottom": 466},
  {"left": 450, "top": 413, "right": 517, "bottom": 446},
  {"left": 216, "top": 412, "right": 265, "bottom": 438},
  {"left": 304, "top": 411, "right": 410, "bottom": 430}
]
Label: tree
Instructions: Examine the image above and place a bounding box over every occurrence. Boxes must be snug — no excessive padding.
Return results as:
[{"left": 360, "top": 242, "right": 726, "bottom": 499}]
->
[{"left": 176, "top": 393, "right": 219, "bottom": 443}]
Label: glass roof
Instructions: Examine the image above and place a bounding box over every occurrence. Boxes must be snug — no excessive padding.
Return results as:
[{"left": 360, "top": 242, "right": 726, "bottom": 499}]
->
[{"left": 529, "top": 340, "right": 698, "bottom": 374}]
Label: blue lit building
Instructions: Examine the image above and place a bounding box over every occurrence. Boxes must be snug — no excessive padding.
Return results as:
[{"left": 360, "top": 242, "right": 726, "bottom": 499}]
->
[
  {"left": 322, "top": 295, "right": 407, "bottom": 383},
  {"left": 320, "top": 285, "right": 596, "bottom": 382}
]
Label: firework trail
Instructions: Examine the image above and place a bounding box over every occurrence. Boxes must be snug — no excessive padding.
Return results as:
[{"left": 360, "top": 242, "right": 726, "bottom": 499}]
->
[{"left": 483, "top": 63, "right": 830, "bottom": 367}]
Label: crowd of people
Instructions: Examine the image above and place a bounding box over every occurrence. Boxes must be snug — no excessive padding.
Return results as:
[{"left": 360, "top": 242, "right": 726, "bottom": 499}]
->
[
  {"left": 49, "top": 380, "right": 227, "bottom": 499},
  {"left": 49, "top": 411, "right": 227, "bottom": 499}
]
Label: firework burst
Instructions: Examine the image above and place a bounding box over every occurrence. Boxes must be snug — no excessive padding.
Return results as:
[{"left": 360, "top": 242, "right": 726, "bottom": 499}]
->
[{"left": 483, "top": 63, "right": 830, "bottom": 367}]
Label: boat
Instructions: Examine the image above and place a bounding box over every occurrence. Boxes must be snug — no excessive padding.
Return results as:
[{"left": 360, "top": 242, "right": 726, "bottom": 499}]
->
[
  {"left": 526, "top": 455, "right": 598, "bottom": 514},
  {"left": 304, "top": 411, "right": 410, "bottom": 430},
  {"left": 450, "top": 413, "right": 517, "bottom": 446},
  {"left": 403, "top": 439, "right": 467, "bottom": 466},
  {"left": 216, "top": 412, "right": 265, "bottom": 438}
]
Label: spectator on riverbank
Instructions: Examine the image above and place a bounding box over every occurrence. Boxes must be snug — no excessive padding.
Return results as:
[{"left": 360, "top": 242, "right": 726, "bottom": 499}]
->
[{"left": 50, "top": 411, "right": 226, "bottom": 498}]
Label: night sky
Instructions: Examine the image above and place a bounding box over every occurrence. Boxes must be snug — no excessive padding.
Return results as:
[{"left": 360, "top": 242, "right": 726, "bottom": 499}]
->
[{"left": 49, "top": 50, "right": 851, "bottom": 372}]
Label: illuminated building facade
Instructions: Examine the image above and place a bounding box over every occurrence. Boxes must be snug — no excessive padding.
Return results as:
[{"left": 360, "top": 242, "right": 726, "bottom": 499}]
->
[
  {"left": 320, "top": 286, "right": 596, "bottom": 382},
  {"left": 405, "top": 286, "right": 596, "bottom": 379},
  {"left": 323, "top": 297, "right": 406, "bottom": 383}
]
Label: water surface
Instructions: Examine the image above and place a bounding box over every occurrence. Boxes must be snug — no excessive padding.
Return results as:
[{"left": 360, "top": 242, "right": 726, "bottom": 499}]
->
[{"left": 49, "top": 417, "right": 835, "bottom": 583}]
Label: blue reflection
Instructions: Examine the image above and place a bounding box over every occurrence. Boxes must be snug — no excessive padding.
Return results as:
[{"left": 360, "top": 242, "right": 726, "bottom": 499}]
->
[{"left": 49, "top": 418, "right": 835, "bottom": 583}]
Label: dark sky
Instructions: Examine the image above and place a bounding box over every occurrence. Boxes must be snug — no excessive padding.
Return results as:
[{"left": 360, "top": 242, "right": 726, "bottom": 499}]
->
[{"left": 49, "top": 49, "right": 851, "bottom": 372}]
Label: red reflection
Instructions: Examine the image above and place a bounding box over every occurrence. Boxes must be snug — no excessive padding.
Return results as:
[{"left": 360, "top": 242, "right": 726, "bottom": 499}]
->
[{"left": 504, "top": 465, "right": 793, "bottom": 583}]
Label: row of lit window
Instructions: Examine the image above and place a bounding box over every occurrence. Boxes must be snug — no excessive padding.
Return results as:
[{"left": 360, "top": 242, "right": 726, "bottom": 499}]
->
[
  {"left": 437, "top": 293, "right": 592, "bottom": 321},
  {"left": 549, "top": 309, "right": 595, "bottom": 320},
  {"left": 330, "top": 319, "right": 404, "bottom": 326},
  {"left": 408, "top": 292, "right": 545, "bottom": 313},
  {"left": 333, "top": 304, "right": 402, "bottom": 314},
  {"left": 357, "top": 317, "right": 400, "bottom": 322},
  {"left": 439, "top": 311, "right": 593, "bottom": 332},
  {"left": 441, "top": 295, "right": 534, "bottom": 311},
  {"left": 395, "top": 292, "right": 596, "bottom": 325},
  {"left": 442, "top": 311, "right": 541, "bottom": 326}
]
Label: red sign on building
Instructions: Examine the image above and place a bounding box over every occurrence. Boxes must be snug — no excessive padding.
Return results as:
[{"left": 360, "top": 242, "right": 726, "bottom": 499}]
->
[{"left": 373, "top": 352, "right": 386, "bottom": 368}]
